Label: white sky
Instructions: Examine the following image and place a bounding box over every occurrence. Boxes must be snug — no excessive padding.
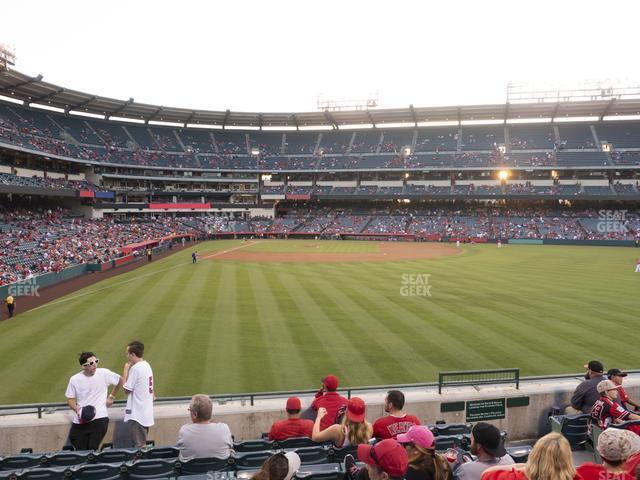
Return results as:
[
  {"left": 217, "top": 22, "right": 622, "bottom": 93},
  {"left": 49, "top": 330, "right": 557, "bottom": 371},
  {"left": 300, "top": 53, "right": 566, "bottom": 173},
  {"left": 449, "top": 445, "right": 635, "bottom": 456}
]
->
[{"left": 3, "top": 0, "right": 639, "bottom": 113}]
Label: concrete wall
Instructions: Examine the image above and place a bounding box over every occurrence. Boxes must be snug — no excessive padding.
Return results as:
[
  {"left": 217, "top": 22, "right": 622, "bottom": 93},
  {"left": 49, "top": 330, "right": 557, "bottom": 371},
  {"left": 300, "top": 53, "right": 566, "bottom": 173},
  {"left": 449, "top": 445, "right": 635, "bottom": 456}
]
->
[{"left": 2, "top": 375, "right": 638, "bottom": 455}]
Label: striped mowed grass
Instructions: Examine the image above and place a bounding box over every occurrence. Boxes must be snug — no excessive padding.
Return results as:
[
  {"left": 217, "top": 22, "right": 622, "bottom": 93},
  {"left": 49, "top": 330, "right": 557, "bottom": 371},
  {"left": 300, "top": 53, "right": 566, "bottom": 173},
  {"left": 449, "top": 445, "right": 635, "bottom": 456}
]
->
[{"left": 0, "top": 239, "right": 639, "bottom": 404}]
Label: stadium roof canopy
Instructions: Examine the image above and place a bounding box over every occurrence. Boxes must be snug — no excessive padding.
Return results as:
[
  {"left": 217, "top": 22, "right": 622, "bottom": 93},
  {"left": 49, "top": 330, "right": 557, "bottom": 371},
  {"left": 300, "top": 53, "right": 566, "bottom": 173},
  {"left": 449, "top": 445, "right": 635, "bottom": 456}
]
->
[{"left": 2, "top": 69, "right": 640, "bottom": 129}]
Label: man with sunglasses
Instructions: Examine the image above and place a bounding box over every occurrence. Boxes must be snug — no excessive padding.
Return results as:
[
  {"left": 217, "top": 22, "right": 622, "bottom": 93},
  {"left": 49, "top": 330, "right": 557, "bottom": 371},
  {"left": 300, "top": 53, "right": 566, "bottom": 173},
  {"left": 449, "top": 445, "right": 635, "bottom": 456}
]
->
[{"left": 65, "top": 352, "right": 123, "bottom": 450}]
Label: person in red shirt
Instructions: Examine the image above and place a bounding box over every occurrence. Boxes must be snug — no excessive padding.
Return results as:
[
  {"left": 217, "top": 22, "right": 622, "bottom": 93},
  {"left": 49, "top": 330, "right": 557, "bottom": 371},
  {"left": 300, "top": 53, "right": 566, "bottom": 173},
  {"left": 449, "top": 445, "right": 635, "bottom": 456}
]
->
[
  {"left": 310, "top": 375, "right": 349, "bottom": 431},
  {"left": 268, "top": 397, "right": 314, "bottom": 441},
  {"left": 577, "top": 427, "right": 640, "bottom": 480},
  {"left": 591, "top": 380, "right": 640, "bottom": 434},
  {"left": 608, "top": 369, "right": 640, "bottom": 412},
  {"left": 480, "top": 432, "right": 579, "bottom": 480},
  {"left": 372, "top": 390, "right": 421, "bottom": 440}
]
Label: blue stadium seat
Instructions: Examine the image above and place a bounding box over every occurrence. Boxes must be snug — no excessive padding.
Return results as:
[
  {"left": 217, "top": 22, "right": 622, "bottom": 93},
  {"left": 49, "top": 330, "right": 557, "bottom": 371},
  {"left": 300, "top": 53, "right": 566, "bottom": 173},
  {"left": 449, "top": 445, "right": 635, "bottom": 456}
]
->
[
  {"left": 505, "top": 445, "right": 532, "bottom": 463},
  {"left": 295, "top": 463, "right": 343, "bottom": 480},
  {"left": 0, "top": 455, "right": 44, "bottom": 471},
  {"left": 41, "top": 452, "right": 90, "bottom": 468},
  {"left": 548, "top": 414, "right": 590, "bottom": 449},
  {"left": 233, "top": 451, "right": 275, "bottom": 470},
  {"left": 176, "top": 457, "right": 232, "bottom": 475},
  {"left": 70, "top": 463, "right": 123, "bottom": 480},
  {"left": 288, "top": 446, "right": 329, "bottom": 465},
  {"left": 327, "top": 445, "right": 358, "bottom": 462},
  {"left": 93, "top": 450, "right": 139, "bottom": 464},
  {"left": 121, "top": 459, "right": 177, "bottom": 479},
  {"left": 233, "top": 439, "right": 272, "bottom": 453},
  {"left": 138, "top": 447, "right": 179, "bottom": 460},
  {"left": 429, "top": 423, "right": 472, "bottom": 436},
  {"left": 271, "top": 437, "right": 319, "bottom": 450},
  {"left": 16, "top": 467, "right": 70, "bottom": 480}
]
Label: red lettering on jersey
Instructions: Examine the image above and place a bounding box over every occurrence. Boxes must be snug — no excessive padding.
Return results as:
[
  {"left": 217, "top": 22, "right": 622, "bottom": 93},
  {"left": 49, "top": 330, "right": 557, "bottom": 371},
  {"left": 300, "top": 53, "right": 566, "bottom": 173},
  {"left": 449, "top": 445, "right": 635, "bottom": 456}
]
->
[{"left": 148, "top": 376, "right": 154, "bottom": 394}]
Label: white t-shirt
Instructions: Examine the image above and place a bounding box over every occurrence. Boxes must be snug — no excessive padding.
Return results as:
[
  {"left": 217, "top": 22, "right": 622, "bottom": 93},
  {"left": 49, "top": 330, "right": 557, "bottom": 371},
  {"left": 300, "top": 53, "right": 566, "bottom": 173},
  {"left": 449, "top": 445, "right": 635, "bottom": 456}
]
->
[
  {"left": 177, "top": 422, "right": 234, "bottom": 461},
  {"left": 65, "top": 368, "right": 121, "bottom": 424},
  {"left": 124, "top": 360, "right": 155, "bottom": 427}
]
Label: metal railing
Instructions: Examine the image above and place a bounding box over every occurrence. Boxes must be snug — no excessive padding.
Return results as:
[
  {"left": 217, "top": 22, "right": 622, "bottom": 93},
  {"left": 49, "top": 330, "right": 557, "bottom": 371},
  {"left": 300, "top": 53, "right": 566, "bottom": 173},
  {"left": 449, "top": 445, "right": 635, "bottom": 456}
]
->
[
  {"left": 438, "top": 369, "right": 520, "bottom": 394},
  {"left": 5, "top": 369, "right": 640, "bottom": 419}
]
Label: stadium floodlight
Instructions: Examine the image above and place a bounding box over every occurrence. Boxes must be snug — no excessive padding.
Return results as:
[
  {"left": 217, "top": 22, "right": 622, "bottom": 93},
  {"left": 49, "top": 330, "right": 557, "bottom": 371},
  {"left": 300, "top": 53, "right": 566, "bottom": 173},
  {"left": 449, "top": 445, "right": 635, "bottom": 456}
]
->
[
  {"left": 553, "top": 116, "right": 599, "bottom": 123},
  {"left": 403, "top": 147, "right": 412, "bottom": 156},
  {"left": 251, "top": 148, "right": 260, "bottom": 156},
  {"left": 109, "top": 116, "right": 145, "bottom": 124},
  {"left": 298, "top": 125, "right": 334, "bottom": 131},
  {"left": 149, "top": 120, "right": 184, "bottom": 127},
  {"left": 460, "top": 119, "right": 503, "bottom": 125},
  {"left": 506, "top": 117, "right": 552, "bottom": 124},
  {"left": 29, "top": 103, "right": 64, "bottom": 113},
  {"left": 69, "top": 110, "right": 105, "bottom": 119},
  {"left": 0, "top": 94, "right": 23, "bottom": 105},
  {"left": 261, "top": 174, "right": 272, "bottom": 182},
  {"left": 340, "top": 124, "right": 374, "bottom": 129},
  {"left": 603, "top": 115, "right": 640, "bottom": 121},
  {"left": 416, "top": 120, "right": 459, "bottom": 127},
  {"left": 186, "top": 123, "right": 223, "bottom": 129},
  {"left": 498, "top": 170, "right": 510, "bottom": 181}
]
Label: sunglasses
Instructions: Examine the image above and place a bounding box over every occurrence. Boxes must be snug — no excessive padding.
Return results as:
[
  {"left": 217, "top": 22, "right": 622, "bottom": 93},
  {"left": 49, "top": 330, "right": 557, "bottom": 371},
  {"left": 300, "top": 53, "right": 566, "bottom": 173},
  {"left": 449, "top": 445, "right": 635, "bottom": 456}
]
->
[{"left": 82, "top": 359, "right": 99, "bottom": 367}]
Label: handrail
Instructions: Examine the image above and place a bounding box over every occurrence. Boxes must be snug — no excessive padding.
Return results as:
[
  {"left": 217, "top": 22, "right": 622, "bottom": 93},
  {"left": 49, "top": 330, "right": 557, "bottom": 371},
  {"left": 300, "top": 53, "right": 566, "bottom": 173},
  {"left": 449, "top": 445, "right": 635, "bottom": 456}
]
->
[{"left": 3, "top": 370, "right": 638, "bottom": 419}]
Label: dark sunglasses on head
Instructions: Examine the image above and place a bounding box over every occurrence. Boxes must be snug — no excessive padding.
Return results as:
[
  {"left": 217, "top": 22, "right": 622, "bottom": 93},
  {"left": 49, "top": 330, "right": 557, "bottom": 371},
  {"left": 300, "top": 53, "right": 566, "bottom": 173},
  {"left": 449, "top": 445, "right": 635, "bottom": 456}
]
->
[{"left": 82, "top": 359, "right": 99, "bottom": 367}]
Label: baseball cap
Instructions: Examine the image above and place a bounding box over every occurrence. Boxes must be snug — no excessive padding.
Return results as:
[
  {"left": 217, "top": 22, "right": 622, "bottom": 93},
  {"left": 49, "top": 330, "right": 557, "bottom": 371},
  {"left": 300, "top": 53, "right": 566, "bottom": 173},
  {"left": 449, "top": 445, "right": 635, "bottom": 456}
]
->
[
  {"left": 397, "top": 426, "right": 435, "bottom": 450},
  {"left": 79, "top": 405, "right": 96, "bottom": 424},
  {"left": 597, "top": 428, "right": 640, "bottom": 462},
  {"left": 358, "top": 439, "right": 409, "bottom": 479},
  {"left": 323, "top": 375, "right": 339, "bottom": 391},
  {"left": 471, "top": 422, "right": 507, "bottom": 457},
  {"left": 282, "top": 451, "right": 300, "bottom": 480},
  {"left": 347, "top": 397, "right": 366, "bottom": 422},
  {"left": 584, "top": 360, "right": 604, "bottom": 373},
  {"left": 286, "top": 397, "right": 302, "bottom": 410},
  {"left": 597, "top": 380, "right": 621, "bottom": 394},
  {"left": 607, "top": 368, "right": 628, "bottom": 379}
]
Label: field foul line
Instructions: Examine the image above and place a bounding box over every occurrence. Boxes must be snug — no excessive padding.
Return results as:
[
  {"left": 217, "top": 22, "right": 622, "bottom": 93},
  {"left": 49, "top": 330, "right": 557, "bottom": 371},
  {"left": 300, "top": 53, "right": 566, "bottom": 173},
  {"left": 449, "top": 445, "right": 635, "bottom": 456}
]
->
[{"left": 27, "top": 240, "right": 261, "bottom": 313}]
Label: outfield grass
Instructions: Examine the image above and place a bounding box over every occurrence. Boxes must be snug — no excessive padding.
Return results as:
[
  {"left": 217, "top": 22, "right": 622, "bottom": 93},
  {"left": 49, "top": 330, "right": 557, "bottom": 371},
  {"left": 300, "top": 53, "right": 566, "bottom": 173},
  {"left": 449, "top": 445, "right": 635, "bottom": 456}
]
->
[{"left": 1, "top": 239, "right": 639, "bottom": 404}]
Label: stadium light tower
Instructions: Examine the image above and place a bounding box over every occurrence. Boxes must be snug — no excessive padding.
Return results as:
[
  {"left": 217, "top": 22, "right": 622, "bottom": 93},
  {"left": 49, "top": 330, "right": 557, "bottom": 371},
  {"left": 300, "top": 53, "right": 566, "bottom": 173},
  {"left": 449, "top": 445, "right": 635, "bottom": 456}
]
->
[{"left": 0, "top": 43, "right": 16, "bottom": 71}]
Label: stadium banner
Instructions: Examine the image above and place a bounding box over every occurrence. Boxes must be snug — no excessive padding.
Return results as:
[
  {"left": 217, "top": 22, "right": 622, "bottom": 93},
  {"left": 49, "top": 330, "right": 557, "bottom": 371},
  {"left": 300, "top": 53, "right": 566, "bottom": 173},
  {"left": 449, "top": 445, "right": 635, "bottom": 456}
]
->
[
  {"left": 95, "top": 191, "right": 115, "bottom": 199},
  {"left": 113, "top": 254, "right": 137, "bottom": 267},
  {"left": 466, "top": 398, "right": 506, "bottom": 422},
  {"left": 286, "top": 194, "right": 311, "bottom": 200},
  {"left": 149, "top": 202, "right": 211, "bottom": 209},
  {"left": 78, "top": 190, "right": 95, "bottom": 198},
  {"left": 508, "top": 239, "right": 543, "bottom": 245},
  {"left": 261, "top": 194, "right": 285, "bottom": 200}
]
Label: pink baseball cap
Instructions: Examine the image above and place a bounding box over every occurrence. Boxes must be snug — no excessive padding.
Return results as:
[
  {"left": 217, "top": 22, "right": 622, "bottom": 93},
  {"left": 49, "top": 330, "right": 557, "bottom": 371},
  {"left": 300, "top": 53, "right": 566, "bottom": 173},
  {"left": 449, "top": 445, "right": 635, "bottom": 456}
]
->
[{"left": 397, "top": 426, "right": 435, "bottom": 449}]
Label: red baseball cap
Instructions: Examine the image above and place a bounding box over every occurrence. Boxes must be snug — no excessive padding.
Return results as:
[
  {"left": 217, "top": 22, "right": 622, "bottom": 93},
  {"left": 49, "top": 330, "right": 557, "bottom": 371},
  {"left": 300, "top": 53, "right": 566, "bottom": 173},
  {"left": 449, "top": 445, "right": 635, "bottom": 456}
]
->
[
  {"left": 323, "top": 374, "right": 339, "bottom": 391},
  {"left": 347, "top": 397, "right": 366, "bottom": 422},
  {"left": 358, "top": 439, "right": 408, "bottom": 479},
  {"left": 286, "top": 397, "right": 302, "bottom": 410}
]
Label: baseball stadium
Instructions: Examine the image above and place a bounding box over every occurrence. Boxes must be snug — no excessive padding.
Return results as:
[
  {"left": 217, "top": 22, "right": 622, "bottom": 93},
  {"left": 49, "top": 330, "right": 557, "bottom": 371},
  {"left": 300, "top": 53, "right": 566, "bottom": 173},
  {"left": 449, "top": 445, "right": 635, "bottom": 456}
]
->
[{"left": 1, "top": 5, "right": 640, "bottom": 478}]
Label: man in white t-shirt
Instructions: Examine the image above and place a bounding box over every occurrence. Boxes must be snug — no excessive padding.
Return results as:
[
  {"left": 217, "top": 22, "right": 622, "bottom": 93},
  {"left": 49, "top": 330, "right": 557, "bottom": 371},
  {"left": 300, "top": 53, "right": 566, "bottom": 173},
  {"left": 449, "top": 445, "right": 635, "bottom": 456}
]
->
[
  {"left": 454, "top": 422, "right": 514, "bottom": 480},
  {"left": 122, "top": 340, "right": 155, "bottom": 448},
  {"left": 177, "top": 394, "right": 234, "bottom": 461},
  {"left": 65, "top": 352, "right": 122, "bottom": 450}
]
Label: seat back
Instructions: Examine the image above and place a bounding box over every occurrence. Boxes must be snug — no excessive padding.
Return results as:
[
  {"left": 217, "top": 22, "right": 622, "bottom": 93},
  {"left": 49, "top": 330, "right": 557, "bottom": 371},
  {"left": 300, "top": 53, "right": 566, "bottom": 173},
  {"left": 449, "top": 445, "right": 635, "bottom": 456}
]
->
[
  {"left": 272, "top": 438, "right": 319, "bottom": 450},
  {"left": 290, "top": 446, "right": 329, "bottom": 465},
  {"left": 233, "top": 440, "right": 273, "bottom": 453},
  {"left": 233, "top": 451, "right": 276, "bottom": 470},
  {"left": 71, "top": 463, "right": 123, "bottom": 480},
  {"left": 122, "top": 459, "right": 177, "bottom": 479},
  {"left": 0, "top": 455, "right": 44, "bottom": 472},
  {"left": 177, "top": 457, "right": 232, "bottom": 475},
  {"left": 561, "top": 414, "right": 590, "bottom": 449}
]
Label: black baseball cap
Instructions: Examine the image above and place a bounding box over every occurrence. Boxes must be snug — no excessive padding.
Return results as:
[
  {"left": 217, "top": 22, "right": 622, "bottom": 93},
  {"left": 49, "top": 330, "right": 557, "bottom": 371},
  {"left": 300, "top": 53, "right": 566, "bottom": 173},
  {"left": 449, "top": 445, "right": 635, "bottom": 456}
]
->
[
  {"left": 471, "top": 422, "right": 506, "bottom": 457},
  {"left": 584, "top": 360, "right": 604, "bottom": 373},
  {"left": 79, "top": 405, "right": 96, "bottom": 424},
  {"left": 607, "top": 368, "right": 628, "bottom": 378}
]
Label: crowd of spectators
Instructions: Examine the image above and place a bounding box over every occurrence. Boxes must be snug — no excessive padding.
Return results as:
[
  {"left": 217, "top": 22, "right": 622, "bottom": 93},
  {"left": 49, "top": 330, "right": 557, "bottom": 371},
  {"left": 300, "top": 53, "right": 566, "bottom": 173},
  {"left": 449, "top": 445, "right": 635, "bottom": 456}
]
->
[{"left": 0, "top": 207, "right": 197, "bottom": 285}]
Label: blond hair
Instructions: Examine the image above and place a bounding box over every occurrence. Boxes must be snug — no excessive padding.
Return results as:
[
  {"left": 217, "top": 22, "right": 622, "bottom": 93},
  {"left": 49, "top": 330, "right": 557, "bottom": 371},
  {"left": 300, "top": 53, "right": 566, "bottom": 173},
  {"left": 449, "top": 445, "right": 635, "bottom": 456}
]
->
[
  {"left": 525, "top": 433, "right": 576, "bottom": 480},
  {"left": 340, "top": 416, "right": 372, "bottom": 445}
]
